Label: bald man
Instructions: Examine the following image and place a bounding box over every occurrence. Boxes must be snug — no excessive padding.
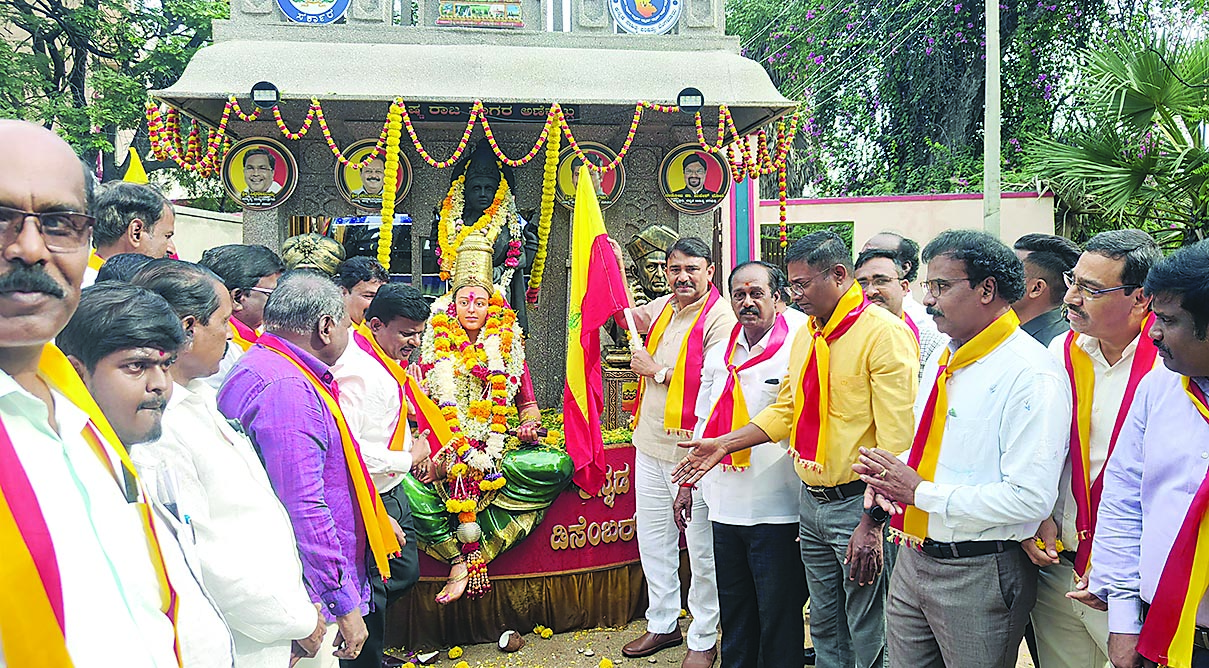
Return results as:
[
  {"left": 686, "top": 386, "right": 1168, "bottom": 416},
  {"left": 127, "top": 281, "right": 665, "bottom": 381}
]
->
[{"left": 0, "top": 120, "right": 179, "bottom": 666}]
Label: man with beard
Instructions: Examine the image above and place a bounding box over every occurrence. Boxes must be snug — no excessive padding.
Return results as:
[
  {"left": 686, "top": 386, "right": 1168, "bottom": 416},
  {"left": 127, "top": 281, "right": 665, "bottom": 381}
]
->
[
  {"left": 1022, "top": 230, "right": 1162, "bottom": 668},
  {"left": 1087, "top": 240, "right": 1209, "bottom": 668},
  {"left": 674, "top": 154, "right": 717, "bottom": 196},
  {"left": 0, "top": 119, "right": 177, "bottom": 666},
  {"left": 85, "top": 181, "right": 176, "bottom": 287},
  {"left": 613, "top": 236, "right": 735, "bottom": 668},
  {"left": 855, "top": 248, "right": 947, "bottom": 376},
  {"left": 676, "top": 231, "right": 919, "bottom": 668},
  {"left": 58, "top": 282, "right": 234, "bottom": 667},
  {"left": 331, "top": 283, "right": 428, "bottom": 668},
  {"left": 133, "top": 259, "right": 326, "bottom": 668}
]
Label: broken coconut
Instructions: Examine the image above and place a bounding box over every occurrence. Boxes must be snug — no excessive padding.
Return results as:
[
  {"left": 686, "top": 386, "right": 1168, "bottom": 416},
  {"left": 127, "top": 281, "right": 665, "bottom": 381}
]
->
[{"left": 499, "top": 630, "right": 526, "bottom": 653}]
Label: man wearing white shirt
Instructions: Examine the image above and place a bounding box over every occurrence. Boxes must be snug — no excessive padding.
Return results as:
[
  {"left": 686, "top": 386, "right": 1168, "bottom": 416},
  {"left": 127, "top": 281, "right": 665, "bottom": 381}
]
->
[
  {"left": 689, "top": 261, "right": 808, "bottom": 668},
  {"left": 199, "top": 244, "right": 284, "bottom": 390},
  {"left": 1023, "top": 230, "right": 1162, "bottom": 668},
  {"left": 857, "top": 229, "right": 1070, "bottom": 668},
  {"left": 331, "top": 283, "right": 428, "bottom": 668},
  {"left": 0, "top": 120, "right": 178, "bottom": 667},
  {"left": 131, "top": 259, "right": 326, "bottom": 668},
  {"left": 58, "top": 282, "right": 234, "bottom": 667}
]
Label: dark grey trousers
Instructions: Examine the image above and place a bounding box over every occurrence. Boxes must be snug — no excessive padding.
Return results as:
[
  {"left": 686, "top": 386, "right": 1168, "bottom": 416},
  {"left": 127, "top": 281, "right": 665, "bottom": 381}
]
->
[{"left": 887, "top": 545, "right": 1037, "bottom": 668}]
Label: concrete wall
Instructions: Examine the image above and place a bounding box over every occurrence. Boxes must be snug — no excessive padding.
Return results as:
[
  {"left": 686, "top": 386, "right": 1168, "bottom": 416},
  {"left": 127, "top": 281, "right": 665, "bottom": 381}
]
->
[
  {"left": 755, "top": 192, "right": 1055, "bottom": 250},
  {"left": 174, "top": 205, "right": 243, "bottom": 262}
]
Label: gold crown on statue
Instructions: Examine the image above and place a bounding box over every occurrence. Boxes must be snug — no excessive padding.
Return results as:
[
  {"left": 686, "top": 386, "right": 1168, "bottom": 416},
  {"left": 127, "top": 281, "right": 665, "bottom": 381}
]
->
[{"left": 451, "top": 232, "right": 495, "bottom": 296}]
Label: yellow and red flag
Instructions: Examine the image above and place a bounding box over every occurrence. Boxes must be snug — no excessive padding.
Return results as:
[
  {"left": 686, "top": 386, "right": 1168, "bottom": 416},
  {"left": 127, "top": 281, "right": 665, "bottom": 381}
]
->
[{"left": 564, "top": 165, "right": 631, "bottom": 496}]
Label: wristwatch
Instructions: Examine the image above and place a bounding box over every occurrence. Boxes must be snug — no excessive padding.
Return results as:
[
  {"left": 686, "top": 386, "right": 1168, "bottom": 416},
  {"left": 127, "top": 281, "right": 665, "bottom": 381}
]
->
[
  {"left": 654, "top": 367, "right": 670, "bottom": 384},
  {"left": 864, "top": 504, "right": 890, "bottom": 525}
]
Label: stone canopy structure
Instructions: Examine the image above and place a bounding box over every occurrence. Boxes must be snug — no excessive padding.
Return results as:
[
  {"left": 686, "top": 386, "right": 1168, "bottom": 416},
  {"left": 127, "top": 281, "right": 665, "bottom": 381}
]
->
[{"left": 155, "top": 0, "right": 793, "bottom": 404}]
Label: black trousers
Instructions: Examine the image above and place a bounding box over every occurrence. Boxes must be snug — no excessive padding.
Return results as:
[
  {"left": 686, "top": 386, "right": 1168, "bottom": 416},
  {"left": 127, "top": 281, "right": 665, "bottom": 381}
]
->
[
  {"left": 342, "top": 482, "right": 420, "bottom": 668},
  {"left": 713, "top": 521, "right": 808, "bottom": 668}
]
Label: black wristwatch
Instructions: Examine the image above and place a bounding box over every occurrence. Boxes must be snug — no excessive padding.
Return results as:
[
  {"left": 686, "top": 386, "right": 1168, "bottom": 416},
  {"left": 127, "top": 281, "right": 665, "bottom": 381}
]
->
[{"left": 864, "top": 504, "right": 890, "bottom": 525}]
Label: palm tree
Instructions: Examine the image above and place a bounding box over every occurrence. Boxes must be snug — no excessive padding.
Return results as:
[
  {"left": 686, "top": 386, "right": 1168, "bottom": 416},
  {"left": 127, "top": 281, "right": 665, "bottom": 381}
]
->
[{"left": 1028, "top": 33, "right": 1209, "bottom": 248}]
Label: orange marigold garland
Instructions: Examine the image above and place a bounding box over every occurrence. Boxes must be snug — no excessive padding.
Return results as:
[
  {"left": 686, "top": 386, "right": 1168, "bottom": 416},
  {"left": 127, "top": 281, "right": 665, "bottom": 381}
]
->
[{"left": 525, "top": 113, "right": 562, "bottom": 305}]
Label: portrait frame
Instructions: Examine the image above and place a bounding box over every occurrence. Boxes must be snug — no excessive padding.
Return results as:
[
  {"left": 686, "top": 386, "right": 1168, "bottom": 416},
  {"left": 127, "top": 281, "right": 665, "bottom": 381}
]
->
[
  {"left": 222, "top": 137, "right": 298, "bottom": 212},
  {"left": 555, "top": 142, "right": 625, "bottom": 211},
  {"left": 658, "top": 143, "right": 732, "bottom": 215},
  {"left": 334, "top": 139, "right": 412, "bottom": 212}
]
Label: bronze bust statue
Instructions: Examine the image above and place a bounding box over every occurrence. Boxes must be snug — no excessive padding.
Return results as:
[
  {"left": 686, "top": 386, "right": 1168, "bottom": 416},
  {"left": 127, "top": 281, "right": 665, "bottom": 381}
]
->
[{"left": 624, "top": 224, "right": 679, "bottom": 306}]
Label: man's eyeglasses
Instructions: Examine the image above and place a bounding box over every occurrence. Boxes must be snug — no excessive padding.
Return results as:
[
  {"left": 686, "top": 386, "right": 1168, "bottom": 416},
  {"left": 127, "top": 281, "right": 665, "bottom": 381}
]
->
[
  {"left": 787, "top": 265, "right": 836, "bottom": 296},
  {"left": 1063, "top": 271, "right": 1139, "bottom": 299},
  {"left": 0, "top": 206, "right": 94, "bottom": 253},
  {"left": 856, "top": 274, "right": 903, "bottom": 290},
  {"left": 918, "top": 276, "right": 971, "bottom": 298},
  {"left": 248, "top": 287, "right": 274, "bottom": 297}
]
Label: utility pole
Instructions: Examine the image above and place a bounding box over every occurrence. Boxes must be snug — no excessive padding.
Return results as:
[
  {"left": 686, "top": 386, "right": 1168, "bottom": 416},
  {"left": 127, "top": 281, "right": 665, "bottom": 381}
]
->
[{"left": 984, "top": 0, "right": 1001, "bottom": 238}]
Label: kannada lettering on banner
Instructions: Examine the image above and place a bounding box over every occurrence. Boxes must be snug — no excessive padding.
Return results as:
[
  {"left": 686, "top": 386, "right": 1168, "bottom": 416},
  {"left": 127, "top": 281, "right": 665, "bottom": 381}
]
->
[
  {"left": 417, "top": 443, "right": 639, "bottom": 579},
  {"left": 436, "top": 0, "right": 523, "bottom": 27},
  {"left": 275, "top": 0, "right": 350, "bottom": 23},
  {"left": 404, "top": 102, "right": 580, "bottom": 123}
]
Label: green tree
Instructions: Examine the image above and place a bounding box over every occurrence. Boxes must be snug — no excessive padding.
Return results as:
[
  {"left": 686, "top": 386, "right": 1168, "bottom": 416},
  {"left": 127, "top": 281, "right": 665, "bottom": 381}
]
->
[
  {"left": 1027, "top": 32, "right": 1209, "bottom": 247},
  {"left": 0, "top": 0, "right": 228, "bottom": 177}
]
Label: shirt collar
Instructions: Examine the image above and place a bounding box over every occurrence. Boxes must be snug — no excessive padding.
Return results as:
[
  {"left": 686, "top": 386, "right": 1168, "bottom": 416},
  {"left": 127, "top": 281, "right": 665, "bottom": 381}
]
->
[
  {"left": 0, "top": 367, "right": 89, "bottom": 440},
  {"left": 736, "top": 321, "right": 777, "bottom": 352},
  {"left": 671, "top": 289, "right": 713, "bottom": 318},
  {"left": 259, "top": 332, "right": 338, "bottom": 387},
  {"left": 1021, "top": 307, "right": 1066, "bottom": 336},
  {"left": 1075, "top": 331, "right": 1140, "bottom": 368}
]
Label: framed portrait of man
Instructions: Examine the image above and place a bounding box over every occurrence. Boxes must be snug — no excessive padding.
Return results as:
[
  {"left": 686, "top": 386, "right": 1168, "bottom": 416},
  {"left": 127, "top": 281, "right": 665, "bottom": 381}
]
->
[
  {"left": 659, "top": 143, "right": 732, "bottom": 215},
  {"left": 334, "top": 138, "right": 412, "bottom": 212},
  {"left": 222, "top": 138, "right": 298, "bottom": 211},
  {"left": 555, "top": 142, "right": 624, "bottom": 210}
]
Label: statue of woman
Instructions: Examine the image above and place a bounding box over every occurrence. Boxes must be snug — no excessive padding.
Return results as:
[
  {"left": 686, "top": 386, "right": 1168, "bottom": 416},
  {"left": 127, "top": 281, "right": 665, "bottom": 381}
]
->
[{"left": 400, "top": 232, "right": 572, "bottom": 604}]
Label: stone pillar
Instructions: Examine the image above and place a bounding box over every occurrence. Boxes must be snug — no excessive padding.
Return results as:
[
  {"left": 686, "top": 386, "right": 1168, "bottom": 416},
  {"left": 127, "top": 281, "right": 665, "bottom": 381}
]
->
[
  {"left": 681, "top": 0, "right": 724, "bottom": 34},
  {"left": 241, "top": 208, "right": 287, "bottom": 251}
]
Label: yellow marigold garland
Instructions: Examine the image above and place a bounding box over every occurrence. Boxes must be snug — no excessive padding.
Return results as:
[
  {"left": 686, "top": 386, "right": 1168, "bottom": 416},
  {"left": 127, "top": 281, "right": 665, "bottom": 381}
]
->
[
  {"left": 524, "top": 112, "right": 562, "bottom": 305},
  {"left": 378, "top": 101, "right": 404, "bottom": 269},
  {"left": 435, "top": 177, "right": 509, "bottom": 279}
]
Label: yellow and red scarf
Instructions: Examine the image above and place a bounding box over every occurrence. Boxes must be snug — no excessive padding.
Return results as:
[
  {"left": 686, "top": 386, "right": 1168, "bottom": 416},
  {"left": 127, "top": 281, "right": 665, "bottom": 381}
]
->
[
  {"left": 701, "top": 315, "right": 790, "bottom": 470},
  {"left": 1063, "top": 315, "right": 1159, "bottom": 576},
  {"left": 352, "top": 323, "right": 451, "bottom": 457},
  {"left": 228, "top": 317, "right": 259, "bottom": 352},
  {"left": 87, "top": 251, "right": 105, "bottom": 273},
  {"left": 259, "top": 334, "right": 401, "bottom": 577},
  {"left": 0, "top": 344, "right": 182, "bottom": 666},
  {"left": 636, "top": 286, "right": 722, "bottom": 436},
  {"left": 789, "top": 282, "right": 869, "bottom": 470},
  {"left": 891, "top": 310, "right": 1020, "bottom": 546},
  {"left": 903, "top": 312, "right": 921, "bottom": 347},
  {"left": 1137, "top": 376, "right": 1209, "bottom": 668}
]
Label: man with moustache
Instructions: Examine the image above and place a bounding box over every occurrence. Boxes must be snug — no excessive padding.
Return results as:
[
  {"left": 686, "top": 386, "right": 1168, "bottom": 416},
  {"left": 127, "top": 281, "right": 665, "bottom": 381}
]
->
[
  {"left": 855, "top": 248, "right": 947, "bottom": 375},
  {"left": 613, "top": 236, "right": 735, "bottom": 668},
  {"left": 1013, "top": 233, "right": 1083, "bottom": 346},
  {"left": 85, "top": 181, "right": 177, "bottom": 287},
  {"left": 352, "top": 157, "right": 386, "bottom": 201},
  {"left": 331, "top": 283, "right": 429, "bottom": 668},
  {"left": 199, "top": 244, "right": 285, "bottom": 389},
  {"left": 0, "top": 119, "right": 177, "bottom": 666},
  {"left": 1020, "top": 230, "right": 1162, "bottom": 668},
  {"left": 855, "top": 230, "right": 1069, "bottom": 668},
  {"left": 219, "top": 270, "right": 404, "bottom": 668},
  {"left": 58, "top": 282, "right": 234, "bottom": 667},
  {"left": 674, "top": 154, "right": 718, "bottom": 196},
  {"left": 1087, "top": 240, "right": 1209, "bottom": 668},
  {"left": 690, "top": 261, "right": 808, "bottom": 668},
  {"left": 133, "top": 259, "right": 326, "bottom": 668},
  {"left": 676, "top": 231, "right": 919, "bottom": 668},
  {"left": 861, "top": 231, "right": 932, "bottom": 328}
]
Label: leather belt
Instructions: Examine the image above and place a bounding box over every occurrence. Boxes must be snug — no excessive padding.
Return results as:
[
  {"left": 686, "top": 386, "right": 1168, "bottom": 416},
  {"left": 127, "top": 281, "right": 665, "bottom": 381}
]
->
[
  {"left": 920, "top": 539, "right": 1016, "bottom": 559},
  {"left": 804, "top": 480, "right": 866, "bottom": 504}
]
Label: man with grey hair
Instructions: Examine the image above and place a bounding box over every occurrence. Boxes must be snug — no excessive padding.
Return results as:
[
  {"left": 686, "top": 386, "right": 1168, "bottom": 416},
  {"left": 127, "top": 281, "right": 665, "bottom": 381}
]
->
[
  {"left": 219, "top": 269, "right": 404, "bottom": 668},
  {"left": 86, "top": 181, "right": 176, "bottom": 287}
]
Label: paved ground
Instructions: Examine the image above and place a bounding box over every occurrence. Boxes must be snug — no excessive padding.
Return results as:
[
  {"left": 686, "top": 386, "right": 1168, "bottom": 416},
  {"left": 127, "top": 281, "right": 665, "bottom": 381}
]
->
[{"left": 389, "top": 617, "right": 1036, "bottom": 667}]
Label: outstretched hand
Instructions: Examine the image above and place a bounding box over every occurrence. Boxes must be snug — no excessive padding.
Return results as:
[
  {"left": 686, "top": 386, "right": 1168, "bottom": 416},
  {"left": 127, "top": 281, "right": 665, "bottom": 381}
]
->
[{"left": 672, "top": 438, "right": 728, "bottom": 487}]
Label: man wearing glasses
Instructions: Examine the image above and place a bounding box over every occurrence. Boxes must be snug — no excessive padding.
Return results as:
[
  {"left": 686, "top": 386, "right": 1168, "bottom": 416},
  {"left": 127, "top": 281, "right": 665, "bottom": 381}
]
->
[
  {"left": 676, "top": 231, "right": 918, "bottom": 668},
  {"left": 199, "top": 244, "right": 286, "bottom": 390},
  {"left": 855, "top": 248, "right": 948, "bottom": 378},
  {"left": 1025, "top": 230, "right": 1163, "bottom": 668}
]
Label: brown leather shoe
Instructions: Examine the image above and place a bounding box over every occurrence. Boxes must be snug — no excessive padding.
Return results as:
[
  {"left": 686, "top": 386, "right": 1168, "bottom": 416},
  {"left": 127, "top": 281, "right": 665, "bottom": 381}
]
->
[
  {"left": 621, "top": 631, "right": 683, "bottom": 658},
  {"left": 681, "top": 646, "right": 717, "bottom": 668}
]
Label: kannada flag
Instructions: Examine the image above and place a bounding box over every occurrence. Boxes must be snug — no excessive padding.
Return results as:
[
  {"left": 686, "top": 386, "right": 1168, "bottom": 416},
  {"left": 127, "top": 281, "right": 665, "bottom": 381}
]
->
[
  {"left": 564, "top": 165, "right": 631, "bottom": 496},
  {"left": 123, "top": 147, "right": 149, "bottom": 184}
]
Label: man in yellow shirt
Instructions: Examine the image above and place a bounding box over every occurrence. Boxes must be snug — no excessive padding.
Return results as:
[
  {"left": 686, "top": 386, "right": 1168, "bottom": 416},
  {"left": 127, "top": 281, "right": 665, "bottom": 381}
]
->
[{"left": 676, "top": 231, "right": 918, "bottom": 668}]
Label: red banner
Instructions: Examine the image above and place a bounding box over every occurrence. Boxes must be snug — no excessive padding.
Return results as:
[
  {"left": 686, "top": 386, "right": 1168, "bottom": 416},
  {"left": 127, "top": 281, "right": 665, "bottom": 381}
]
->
[{"left": 418, "top": 443, "right": 639, "bottom": 579}]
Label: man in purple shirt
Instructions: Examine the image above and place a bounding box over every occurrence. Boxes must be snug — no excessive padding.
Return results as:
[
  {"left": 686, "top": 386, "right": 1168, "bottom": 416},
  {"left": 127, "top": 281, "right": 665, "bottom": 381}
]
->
[
  {"left": 218, "top": 269, "right": 370, "bottom": 666},
  {"left": 1086, "top": 239, "right": 1209, "bottom": 668}
]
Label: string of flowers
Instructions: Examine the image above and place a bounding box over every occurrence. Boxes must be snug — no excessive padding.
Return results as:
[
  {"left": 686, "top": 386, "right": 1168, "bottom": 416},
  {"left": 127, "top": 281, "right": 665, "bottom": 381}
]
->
[
  {"left": 435, "top": 177, "right": 509, "bottom": 279},
  {"left": 480, "top": 103, "right": 561, "bottom": 168},
  {"left": 400, "top": 98, "right": 484, "bottom": 169},
  {"left": 227, "top": 96, "right": 261, "bottom": 122},
  {"left": 557, "top": 103, "right": 645, "bottom": 174},
  {"left": 525, "top": 114, "right": 562, "bottom": 305},
  {"left": 272, "top": 102, "right": 318, "bottom": 140},
  {"left": 378, "top": 101, "right": 404, "bottom": 269},
  {"left": 777, "top": 120, "right": 789, "bottom": 248},
  {"left": 314, "top": 102, "right": 391, "bottom": 168}
]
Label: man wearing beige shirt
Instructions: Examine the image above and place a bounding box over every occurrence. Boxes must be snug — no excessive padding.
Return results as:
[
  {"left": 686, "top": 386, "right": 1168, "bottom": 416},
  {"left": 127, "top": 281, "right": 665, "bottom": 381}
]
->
[
  {"left": 614, "top": 236, "right": 735, "bottom": 668},
  {"left": 1025, "top": 229, "right": 1162, "bottom": 668}
]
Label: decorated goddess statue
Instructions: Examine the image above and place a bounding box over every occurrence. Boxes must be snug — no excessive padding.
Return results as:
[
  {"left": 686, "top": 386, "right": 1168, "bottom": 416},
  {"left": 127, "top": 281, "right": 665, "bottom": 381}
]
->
[{"left": 401, "top": 231, "right": 573, "bottom": 604}]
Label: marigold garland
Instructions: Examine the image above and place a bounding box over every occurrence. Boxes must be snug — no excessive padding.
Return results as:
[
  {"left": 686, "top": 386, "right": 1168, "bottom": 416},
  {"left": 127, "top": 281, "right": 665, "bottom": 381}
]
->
[
  {"left": 525, "top": 115, "right": 562, "bottom": 305},
  {"left": 436, "top": 176, "right": 510, "bottom": 278},
  {"left": 378, "top": 101, "right": 404, "bottom": 269}
]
